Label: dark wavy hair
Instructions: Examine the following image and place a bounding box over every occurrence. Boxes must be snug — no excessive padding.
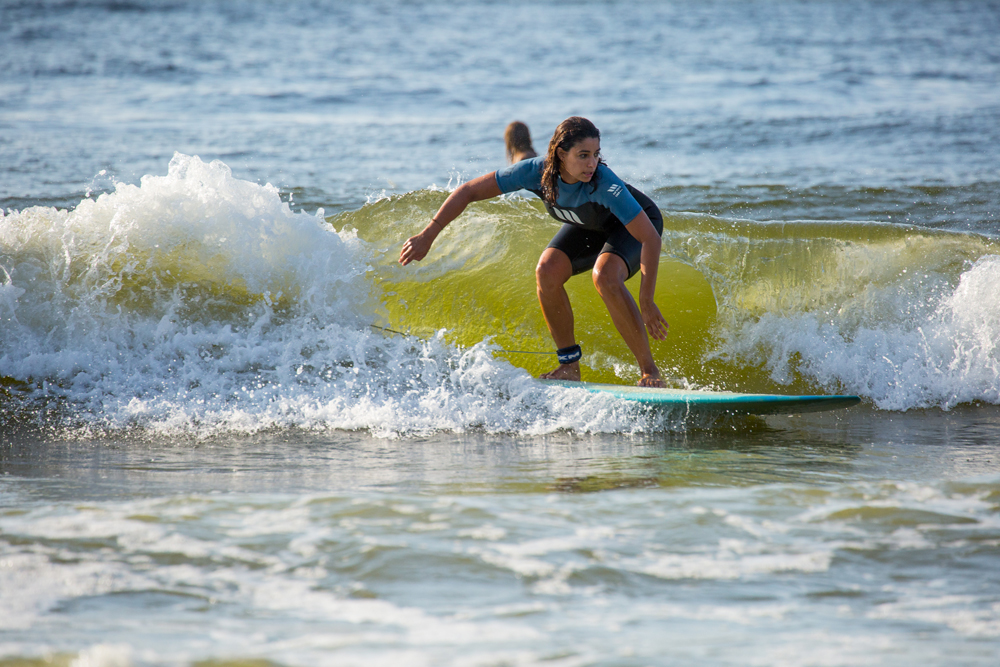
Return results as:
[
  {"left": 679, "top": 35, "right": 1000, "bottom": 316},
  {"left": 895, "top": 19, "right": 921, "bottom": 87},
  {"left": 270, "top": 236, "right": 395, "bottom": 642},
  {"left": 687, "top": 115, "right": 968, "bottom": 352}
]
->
[{"left": 540, "top": 116, "right": 606, "bottom": 204}]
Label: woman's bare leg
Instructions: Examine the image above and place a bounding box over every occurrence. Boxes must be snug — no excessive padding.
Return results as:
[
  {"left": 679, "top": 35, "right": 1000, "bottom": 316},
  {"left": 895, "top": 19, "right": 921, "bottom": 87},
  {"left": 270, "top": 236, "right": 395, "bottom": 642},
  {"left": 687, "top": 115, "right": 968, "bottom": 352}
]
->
[
  {"left": 592, "top": 253, "right": 664, "bottom": 387},
  {"left": 535, "top": 248, "right": 580, "bottom": 380}
]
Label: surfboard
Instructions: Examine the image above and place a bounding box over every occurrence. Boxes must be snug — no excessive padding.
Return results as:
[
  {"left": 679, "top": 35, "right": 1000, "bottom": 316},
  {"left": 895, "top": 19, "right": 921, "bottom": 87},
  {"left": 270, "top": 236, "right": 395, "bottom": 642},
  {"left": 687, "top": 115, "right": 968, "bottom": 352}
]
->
[{"left": 540, "top": 379, "right": 861, "bottom": 415}]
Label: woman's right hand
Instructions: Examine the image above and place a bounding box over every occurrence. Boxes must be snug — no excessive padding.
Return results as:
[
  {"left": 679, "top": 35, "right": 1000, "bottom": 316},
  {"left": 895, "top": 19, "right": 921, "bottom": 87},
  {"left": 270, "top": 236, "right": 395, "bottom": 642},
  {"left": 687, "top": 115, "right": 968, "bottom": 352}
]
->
[
  {"left": 399, "top": 172, "right": 501, "bottom": 266},
  {"left": 399, "top": 228, "right": 435, "bottom": 265}
]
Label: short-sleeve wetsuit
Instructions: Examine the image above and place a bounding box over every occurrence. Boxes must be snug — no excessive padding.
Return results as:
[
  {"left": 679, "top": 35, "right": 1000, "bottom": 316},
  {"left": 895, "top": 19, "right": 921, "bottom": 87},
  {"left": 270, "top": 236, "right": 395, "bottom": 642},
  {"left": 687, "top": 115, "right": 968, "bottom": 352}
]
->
[{"left": 494, "top": 157, "right": 663, "bottom": 279}]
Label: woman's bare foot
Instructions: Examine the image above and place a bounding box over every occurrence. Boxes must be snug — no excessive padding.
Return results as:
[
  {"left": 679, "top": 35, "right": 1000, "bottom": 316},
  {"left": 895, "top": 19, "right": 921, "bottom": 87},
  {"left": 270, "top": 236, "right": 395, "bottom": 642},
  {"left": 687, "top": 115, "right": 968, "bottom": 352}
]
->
[
  {"left": 540, "top": 361, "right": 581, "bottom": 381},
  {"left": 638, "top": 373, "right": 665, "bottom": 388}
]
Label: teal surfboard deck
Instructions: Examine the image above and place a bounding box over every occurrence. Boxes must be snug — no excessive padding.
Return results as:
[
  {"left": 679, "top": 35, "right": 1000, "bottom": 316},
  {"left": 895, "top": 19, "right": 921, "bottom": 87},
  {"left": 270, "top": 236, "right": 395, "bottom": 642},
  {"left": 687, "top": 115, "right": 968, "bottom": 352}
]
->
[{"left": 540, "top": 379, "right": 861, "bottom": 415}]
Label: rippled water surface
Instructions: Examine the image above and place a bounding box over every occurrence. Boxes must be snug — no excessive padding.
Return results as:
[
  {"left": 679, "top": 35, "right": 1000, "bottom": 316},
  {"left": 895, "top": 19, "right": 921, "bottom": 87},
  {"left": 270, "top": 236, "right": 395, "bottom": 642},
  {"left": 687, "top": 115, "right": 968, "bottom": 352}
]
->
[{"left": 2, "top": 0, "right": 1000, "bottom": 665}]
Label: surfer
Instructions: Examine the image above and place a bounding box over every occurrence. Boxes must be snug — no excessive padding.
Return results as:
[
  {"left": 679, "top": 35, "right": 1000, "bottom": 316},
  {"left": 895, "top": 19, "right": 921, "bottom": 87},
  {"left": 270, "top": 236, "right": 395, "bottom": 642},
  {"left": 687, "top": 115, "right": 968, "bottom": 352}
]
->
[
  {"left": 504, "top": 121, "right": 538, "bottom": 163},
  {"left": 399, "top": 116, "right": 669, "bottom": 387}
]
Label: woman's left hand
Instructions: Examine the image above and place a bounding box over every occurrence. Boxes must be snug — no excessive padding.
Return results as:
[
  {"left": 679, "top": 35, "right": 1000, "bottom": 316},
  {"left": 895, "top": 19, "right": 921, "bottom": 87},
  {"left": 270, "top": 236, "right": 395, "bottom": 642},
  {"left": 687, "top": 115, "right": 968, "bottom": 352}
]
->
[{"left": 641, "top": 298, "right": 669, "bottom": 341}]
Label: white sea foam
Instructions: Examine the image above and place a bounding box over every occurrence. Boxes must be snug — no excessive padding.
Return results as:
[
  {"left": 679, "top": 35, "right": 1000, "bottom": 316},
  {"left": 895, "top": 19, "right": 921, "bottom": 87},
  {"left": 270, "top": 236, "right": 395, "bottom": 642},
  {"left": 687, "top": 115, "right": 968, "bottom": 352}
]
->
[
  {"left": 0, "top": 155, "right": 657, "bottom": 437},
  {"left": 872, "top": 598, "right": 1000, "bottom": 638},
  {"left": 0, "top": 550, "right": 154, "bottom": 631},
  {"left": 70, "top": 644, "right": 133, "bottom": 667},
  {"left": 714, "top": 254, "right": 1000, "bottom": 410},
  {"left": 637, "top": 549, "right": 832, "bottom": 580}
]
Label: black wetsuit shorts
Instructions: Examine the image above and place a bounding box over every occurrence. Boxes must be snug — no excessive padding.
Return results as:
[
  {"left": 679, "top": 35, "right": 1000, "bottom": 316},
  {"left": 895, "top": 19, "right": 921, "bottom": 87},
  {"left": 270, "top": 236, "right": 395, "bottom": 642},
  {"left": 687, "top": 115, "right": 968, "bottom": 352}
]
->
[{"left": 547, "top": 185, "right": 664, "bottom": 279}]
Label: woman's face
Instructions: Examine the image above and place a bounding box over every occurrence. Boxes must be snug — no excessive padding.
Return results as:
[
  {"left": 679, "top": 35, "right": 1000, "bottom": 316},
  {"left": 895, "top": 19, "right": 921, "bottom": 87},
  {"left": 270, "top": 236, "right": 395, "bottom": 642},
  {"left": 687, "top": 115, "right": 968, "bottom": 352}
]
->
[{"left": 557, "top": 137, "right": 600, "bottom": 184}]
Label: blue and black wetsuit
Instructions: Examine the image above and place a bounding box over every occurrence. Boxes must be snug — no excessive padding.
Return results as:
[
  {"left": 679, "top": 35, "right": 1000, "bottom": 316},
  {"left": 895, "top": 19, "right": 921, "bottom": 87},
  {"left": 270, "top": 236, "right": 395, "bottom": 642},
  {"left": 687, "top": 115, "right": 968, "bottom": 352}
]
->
[{"left": 495, "top": 157, "right": 663, "bottom": 278}]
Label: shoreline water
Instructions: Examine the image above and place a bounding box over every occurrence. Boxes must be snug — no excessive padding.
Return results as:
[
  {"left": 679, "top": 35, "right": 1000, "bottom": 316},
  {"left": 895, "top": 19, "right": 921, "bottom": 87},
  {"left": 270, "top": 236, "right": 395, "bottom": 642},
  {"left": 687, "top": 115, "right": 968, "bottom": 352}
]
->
[{"left": 3, "top": 405, "right": 1000, "bottom": 665}]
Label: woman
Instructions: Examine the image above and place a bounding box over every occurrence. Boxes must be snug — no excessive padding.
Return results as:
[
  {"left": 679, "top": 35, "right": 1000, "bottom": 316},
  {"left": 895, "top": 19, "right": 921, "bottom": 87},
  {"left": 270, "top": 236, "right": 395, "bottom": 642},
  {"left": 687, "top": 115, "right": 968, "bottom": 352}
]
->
[
  {"left": 504, "top": 120, "right": 538, "bottom": 163},
  {"left": 399, "top": 117, "right": 669, "bottom": 387}
]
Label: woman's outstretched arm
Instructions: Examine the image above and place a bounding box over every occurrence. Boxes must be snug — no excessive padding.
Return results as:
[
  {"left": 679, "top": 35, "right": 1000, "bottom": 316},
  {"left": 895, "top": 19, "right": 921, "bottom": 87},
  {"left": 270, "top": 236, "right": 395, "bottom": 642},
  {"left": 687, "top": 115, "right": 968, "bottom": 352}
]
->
[{"left": 399, "top": 172, "right": 503, "bottom": 265}]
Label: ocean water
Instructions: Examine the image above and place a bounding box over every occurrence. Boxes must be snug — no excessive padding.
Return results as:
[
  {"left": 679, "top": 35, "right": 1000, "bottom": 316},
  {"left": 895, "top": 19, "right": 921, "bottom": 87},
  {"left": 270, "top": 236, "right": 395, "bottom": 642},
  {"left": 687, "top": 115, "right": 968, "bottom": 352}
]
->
[{"left": 2, "top": 1, "right": 1000, "bottom": 665}]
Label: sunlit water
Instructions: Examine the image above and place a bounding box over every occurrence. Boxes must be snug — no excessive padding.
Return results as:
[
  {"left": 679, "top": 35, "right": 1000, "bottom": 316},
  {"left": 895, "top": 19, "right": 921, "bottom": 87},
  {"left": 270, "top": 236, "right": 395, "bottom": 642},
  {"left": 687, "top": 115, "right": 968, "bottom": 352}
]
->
[{"left": 2, "top": 1, "right": 1000, "bottom": 665}]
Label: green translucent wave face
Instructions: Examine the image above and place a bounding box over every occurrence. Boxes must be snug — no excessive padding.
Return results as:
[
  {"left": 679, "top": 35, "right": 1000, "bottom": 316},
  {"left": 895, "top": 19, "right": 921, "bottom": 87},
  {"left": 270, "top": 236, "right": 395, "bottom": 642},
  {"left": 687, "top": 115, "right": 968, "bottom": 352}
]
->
[
  {"left": 332, "top": 190, "right": 1000, "bottom": 394},
  {"left": 661, "top": 213, "right": 1000, "bottom": 393},
  {"left": 332, "top": 190, "right": 717, "bottom": 386}
]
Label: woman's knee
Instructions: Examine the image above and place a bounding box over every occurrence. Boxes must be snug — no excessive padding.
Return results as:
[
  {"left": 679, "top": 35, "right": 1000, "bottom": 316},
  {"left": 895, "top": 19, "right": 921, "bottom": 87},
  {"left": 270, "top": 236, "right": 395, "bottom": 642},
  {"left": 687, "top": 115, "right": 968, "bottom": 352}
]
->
[
  {"left": 591, "top": 254, "right": 627, "bottom": 293},
  {"left": 536, "top": 250, "right": 571, "bottom": 290}
]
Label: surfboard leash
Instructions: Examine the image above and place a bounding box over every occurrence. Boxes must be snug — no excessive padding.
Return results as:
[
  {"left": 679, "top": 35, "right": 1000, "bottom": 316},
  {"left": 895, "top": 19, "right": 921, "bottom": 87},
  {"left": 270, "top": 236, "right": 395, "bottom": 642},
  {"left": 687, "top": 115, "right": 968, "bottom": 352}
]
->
[{"left": 369, "top": 324, "right": 550, "bottom": 355}]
